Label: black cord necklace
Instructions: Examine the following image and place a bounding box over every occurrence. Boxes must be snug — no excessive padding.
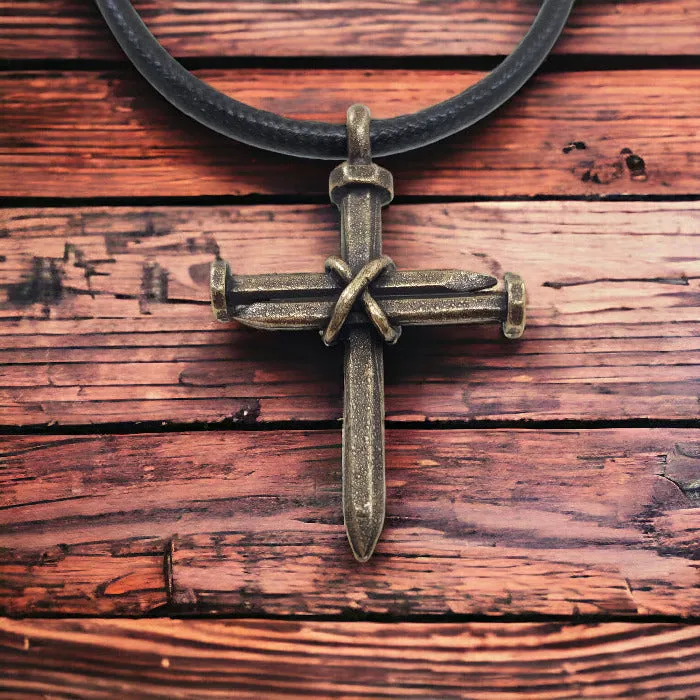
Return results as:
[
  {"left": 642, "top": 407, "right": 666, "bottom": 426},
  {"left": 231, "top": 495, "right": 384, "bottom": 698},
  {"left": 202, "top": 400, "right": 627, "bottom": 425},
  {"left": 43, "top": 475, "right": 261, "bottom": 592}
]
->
[
  {"left": 96, "top": 0, "right": 575, "bottom": 561},
  {"left": 96, "top": 0, "right": 575, "bottom": 159}
]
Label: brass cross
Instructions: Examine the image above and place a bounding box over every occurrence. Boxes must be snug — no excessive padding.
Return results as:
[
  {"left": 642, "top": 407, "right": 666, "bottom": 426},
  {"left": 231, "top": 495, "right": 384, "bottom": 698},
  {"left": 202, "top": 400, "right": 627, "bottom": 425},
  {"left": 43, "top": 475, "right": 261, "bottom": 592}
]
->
[{"left": 210, "top": 105, "right": 526, "bottom": 561}]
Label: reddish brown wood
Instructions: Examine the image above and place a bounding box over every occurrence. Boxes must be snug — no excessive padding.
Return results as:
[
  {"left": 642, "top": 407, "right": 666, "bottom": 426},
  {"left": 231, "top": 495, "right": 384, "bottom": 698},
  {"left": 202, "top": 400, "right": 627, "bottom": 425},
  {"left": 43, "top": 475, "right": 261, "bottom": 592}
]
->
[
  {"left": 0, "top": 0, "right": 697, "bottom": 695},
  {"left": 1, "top": 619, "right": 699, "bottom": 699},
  {"left": 1, "top": 202, "right": 697, "bottom": 427},
  {"left": 1, "top": 429, "right": 698, "bottom": 617},
  {"left": 2, "top": 0, "right": 699, "bottom": 59},
  {"left": 1, "top": 70, "right": 698, "bottom": 198}
]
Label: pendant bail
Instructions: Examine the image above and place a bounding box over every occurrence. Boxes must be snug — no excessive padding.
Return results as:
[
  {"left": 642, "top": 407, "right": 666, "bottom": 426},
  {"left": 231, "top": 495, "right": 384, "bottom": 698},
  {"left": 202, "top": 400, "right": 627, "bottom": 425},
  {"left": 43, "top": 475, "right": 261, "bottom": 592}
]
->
[
  {"left": 346, "top": 104, "right": 372, "bottom": 165},
  {"left": 324, "top": 106, "right": 400, "bottom": 346}
]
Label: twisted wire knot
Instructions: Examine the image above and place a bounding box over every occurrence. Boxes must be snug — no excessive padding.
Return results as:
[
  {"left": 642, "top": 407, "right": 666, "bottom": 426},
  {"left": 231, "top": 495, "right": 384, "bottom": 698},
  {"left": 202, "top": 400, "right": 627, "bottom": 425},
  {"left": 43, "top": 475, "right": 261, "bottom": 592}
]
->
[{"left": 321, "top": 255, "right": 402, "bottom": 346}]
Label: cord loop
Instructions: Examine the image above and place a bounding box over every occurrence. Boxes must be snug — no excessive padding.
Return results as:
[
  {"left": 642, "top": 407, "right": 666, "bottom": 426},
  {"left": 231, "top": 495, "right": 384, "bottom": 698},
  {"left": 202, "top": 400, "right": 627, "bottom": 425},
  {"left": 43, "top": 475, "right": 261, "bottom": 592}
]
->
[{"left": 94, "top": 0, "right": 576, "bottom": 159}]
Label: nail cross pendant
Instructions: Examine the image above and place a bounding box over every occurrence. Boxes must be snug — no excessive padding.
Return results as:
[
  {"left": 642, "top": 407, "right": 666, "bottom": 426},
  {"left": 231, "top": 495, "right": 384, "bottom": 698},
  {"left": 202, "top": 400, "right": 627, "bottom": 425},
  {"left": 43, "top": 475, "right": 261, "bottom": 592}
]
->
[{"left": 211, "top": 105, "right": 526, "bottom": 561}]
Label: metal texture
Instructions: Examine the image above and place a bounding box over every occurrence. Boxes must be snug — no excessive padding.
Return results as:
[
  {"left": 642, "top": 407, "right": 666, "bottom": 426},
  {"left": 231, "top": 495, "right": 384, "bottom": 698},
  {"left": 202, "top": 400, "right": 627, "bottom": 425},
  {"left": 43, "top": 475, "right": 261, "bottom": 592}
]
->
[
  {"left": 219, "top": 268, "right": 498, "bottom": 305},
  {"left": 332, "top": 105, "right": 391, "bottom": 561},
  {"left": 211, "top": 105, "right": 528, "bottom": 561},
  {"left": 503, "top": 272, "right": 527, "bottom": 339},
  {"left": 322, "top": 255, "right": 400, "bottom": 346},
  {"left": 230, "top": 294, "right": 508, "bottom": 332}
]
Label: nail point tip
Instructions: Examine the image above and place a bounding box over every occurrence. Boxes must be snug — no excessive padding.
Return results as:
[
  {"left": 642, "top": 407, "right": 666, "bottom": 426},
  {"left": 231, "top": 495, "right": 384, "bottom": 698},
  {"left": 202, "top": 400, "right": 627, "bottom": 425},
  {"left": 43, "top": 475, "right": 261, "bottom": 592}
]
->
[
  {"left": 478, "top": 273, "right": 499, "bottom": 288},
  {"left": 453, "top": 271, "right": 498, "bottom": 292},
  {"left": 350, "top": 539, "right": 378, "bottom": 563},
  {"left": 347, "top": 517, "right": 384, "bottom": 563}
]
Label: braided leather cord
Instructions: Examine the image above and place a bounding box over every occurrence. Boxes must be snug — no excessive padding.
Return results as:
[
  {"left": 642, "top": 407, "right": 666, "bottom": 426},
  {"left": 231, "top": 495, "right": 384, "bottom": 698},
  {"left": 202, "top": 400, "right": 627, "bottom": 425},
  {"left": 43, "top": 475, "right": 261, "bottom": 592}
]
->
[{"left": 95, "top": 0, "right": 575, "bottom": 160}]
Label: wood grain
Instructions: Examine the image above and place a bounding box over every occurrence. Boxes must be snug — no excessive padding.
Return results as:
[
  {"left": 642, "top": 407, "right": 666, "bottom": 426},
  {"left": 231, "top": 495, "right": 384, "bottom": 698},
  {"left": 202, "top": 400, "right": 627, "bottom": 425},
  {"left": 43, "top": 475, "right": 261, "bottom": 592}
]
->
[
  {"left": 0, "top": 0, "right": 697, "bottom": 694},
  {"left": 1, "top": 70, "right": 698, "bottom": 198},
  {"left": 1, "top": 619, "right": 699, "bottom": 699},
  {"left": 1, "top": 429, "right": 698, "bottom": 617},
  {"left": 2, "top": 0, "right": 699, "bottom": 59},
  {"left": 1, "top": 202, "right": 698, "bottom": 427}
]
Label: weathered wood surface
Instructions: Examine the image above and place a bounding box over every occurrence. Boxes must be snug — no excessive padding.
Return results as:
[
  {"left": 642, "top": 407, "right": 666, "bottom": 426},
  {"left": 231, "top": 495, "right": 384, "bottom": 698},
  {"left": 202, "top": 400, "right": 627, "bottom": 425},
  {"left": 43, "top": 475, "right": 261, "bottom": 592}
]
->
[
  {"left": 2, "top": 70, "right": 698, "bottom": 198},
  {"left": 0, "top": 0, "right": 698, "bottom": 696},
  {"left": 3, "top": 0, "right": 699, "bottom": 59},
  {"left": 1, "top": 429, "right": 698, "bottom": 617},
  {"left": 1, "top": 202, "right": 697, "bottom": 427},
  {"left": 1, "top": 619, "right": 699, "bottom": 700}
]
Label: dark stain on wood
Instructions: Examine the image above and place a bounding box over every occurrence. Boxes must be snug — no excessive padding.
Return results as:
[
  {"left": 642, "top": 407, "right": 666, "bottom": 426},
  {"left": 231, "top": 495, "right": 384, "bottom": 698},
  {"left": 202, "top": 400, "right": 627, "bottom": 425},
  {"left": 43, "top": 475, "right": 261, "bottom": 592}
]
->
[
  {"left": 104, "top": 217, "right": 170, "bottom": 255},
  {"left": 5, "top": 242, "right": 118, "bottom": 313},
  {"left": 6, "top": 257, "right": 63, "bottom": 308},
  {"left": 139, "top": 261, "right": 169, "bottom": 314},
  {"left": 621, "top": 147, "right": 649, "bottom": 182},
  {"left": 562, "top": 140, "right": 587, "bottom": 154}
]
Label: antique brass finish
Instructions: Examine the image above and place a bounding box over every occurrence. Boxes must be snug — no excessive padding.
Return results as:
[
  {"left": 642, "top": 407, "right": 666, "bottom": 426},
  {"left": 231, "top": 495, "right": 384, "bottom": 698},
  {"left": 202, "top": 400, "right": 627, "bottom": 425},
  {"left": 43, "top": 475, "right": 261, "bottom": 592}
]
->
[
  {"left": 211, "top": 105, "right": 527, "bottom": 561},
  {"left": 503, "top": 272, "right": 527, "bottom": 339},
  {"left": 209, "top": 258, "right": 229, "bottom": 323},
  {"left": 211, "top": 265, "right": 500, "bottom": 315}
]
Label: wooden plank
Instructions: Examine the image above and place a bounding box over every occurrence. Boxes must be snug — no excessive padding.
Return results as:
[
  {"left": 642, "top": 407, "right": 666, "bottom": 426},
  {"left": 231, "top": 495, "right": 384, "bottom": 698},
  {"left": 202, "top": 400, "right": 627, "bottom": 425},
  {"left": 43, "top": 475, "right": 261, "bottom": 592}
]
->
[
  {"left": 1, "top": 619, "right": 699, "bottom": 700},
  {"left": 1, "top": 202, "right": 698, "bottom": 427},
  {"left": 1, "top": 69, "right": 698, "bottom": 198},
  {"left": 1, "top": 429, "right": 698, "bottom": 617},
  {"left": 2, "top": 0, "right": 699, "bottom": 59}
]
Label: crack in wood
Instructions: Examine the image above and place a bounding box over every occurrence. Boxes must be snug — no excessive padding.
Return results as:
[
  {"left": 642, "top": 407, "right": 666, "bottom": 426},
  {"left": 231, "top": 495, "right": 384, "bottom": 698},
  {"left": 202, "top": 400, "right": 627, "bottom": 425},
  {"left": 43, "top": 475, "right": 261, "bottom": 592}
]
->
[{"left": 543, "top": 276, "right": 694, "bottom": 289}]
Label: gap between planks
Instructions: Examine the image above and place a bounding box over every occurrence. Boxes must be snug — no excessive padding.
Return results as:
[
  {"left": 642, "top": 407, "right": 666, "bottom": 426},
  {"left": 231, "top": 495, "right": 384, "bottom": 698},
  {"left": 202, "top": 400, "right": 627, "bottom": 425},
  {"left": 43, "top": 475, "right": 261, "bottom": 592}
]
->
[{"left": 2, "top": 0, "right": 699, "bottom": 59}]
